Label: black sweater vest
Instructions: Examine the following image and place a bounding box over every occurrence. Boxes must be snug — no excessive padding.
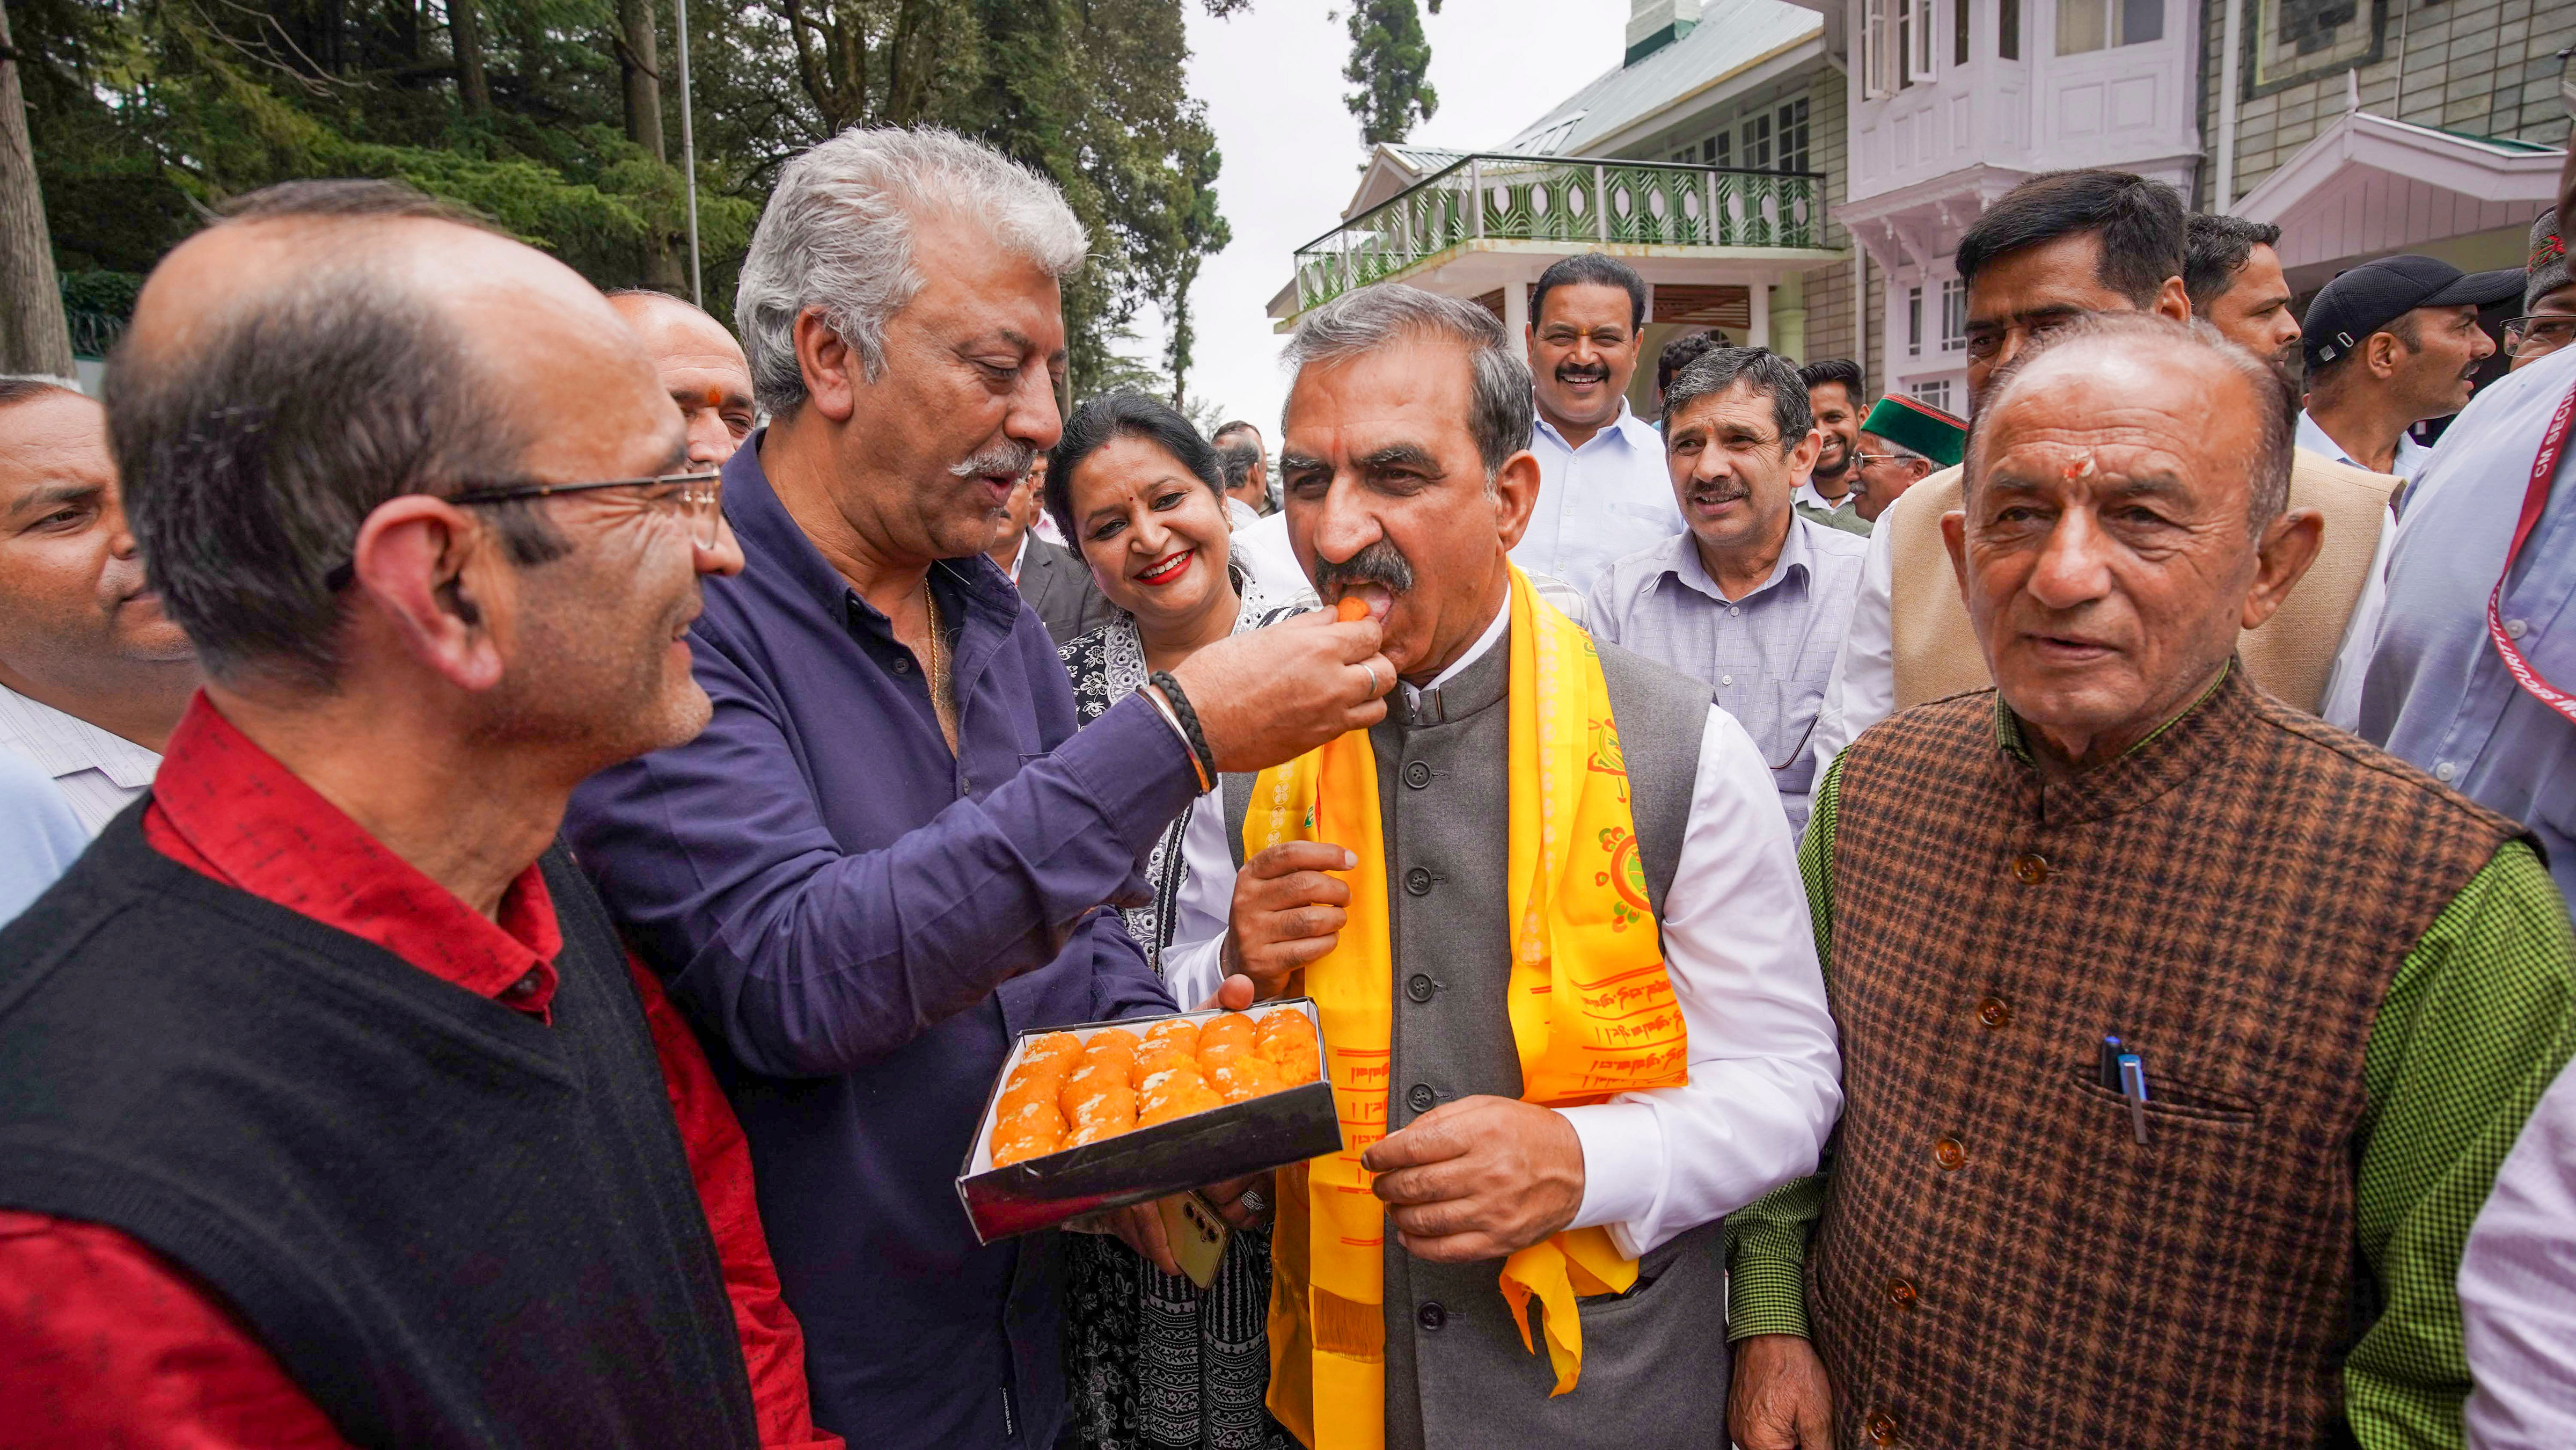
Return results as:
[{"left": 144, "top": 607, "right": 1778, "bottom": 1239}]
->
[{"left": 0, "top": 808, "right": 759, "bottom": 1448}]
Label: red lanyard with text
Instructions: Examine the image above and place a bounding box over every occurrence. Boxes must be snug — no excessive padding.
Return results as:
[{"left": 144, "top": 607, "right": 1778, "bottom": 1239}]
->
[{"left": 2488, "top": 373, "right": 2576, "bottom": 724}]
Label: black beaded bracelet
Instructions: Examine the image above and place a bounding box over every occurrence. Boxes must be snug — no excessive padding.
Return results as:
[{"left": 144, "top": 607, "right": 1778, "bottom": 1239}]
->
[{"left": 1149, "top": 670, "right": 1220, "bottom": 786}]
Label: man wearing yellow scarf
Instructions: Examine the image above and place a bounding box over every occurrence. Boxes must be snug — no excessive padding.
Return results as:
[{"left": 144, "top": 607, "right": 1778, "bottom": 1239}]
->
[{"left": 1159, "top": 284, "right": 1841, "bottom": 1450}]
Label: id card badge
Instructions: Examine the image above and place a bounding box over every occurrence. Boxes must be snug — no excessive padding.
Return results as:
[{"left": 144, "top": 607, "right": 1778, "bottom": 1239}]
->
[{"left": 1157, "top": 1191, "right": 1233, "bottom": 1291}]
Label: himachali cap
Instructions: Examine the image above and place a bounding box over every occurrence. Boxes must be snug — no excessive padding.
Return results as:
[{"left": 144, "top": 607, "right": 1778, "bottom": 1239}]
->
[
  {"left": 2529, "top": 209, "right": 2568, "bottom": 314},
  {"left": 1860, "top": 394, "right": 1967, "bottom": 469},
  {"left": 2302, "top": 254, "right": 2524, "bottom": 369}
]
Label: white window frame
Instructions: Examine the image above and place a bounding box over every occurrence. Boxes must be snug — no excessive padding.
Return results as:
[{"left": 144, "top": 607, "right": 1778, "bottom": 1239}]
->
[
  {"left": 1907, "top": 286, "right": 1924, "bottom": 358},
  {"left": 1863, "top": 0, "right": 1896, "bottom": 98},
  {"left": 1939, "top": 277, "right": 1967, "bottom": 353},
  {"left": 1908, "top": 0, "right": 1937, "bottom": 82}
]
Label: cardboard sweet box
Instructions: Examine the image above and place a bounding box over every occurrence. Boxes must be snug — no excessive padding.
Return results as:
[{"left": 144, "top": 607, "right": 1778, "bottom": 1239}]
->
[{"left": 955, "top": 999, "right": 1342, "bottom": 1244}]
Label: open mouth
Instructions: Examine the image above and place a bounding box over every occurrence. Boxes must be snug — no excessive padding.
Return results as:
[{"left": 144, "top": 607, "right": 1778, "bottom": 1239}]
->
[
  {"left": 1333, "top": 583, "right": 1395, "bottom": 624},
  {"left": 1133, "top": 548, "right": 1196, "bottom": 587}
]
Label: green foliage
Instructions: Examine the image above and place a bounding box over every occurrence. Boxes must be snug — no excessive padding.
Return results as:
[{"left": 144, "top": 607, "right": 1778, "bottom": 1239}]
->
[
  {"left": 1343, "top": 0, "right": 1438, "bottom": 146},
  {"left": 20, "top": 0, "right": 1232, "bottom": 387}
]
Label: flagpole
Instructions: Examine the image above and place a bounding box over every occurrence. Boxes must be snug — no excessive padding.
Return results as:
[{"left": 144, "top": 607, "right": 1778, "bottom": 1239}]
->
[{"left": 674, "top": 0, "right": 703, "bottom": 307}]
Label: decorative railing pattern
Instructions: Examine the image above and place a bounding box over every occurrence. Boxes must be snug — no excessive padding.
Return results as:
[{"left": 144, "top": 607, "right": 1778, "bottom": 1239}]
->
[{"left": 1292, "top": 153, "right": 1826, "bottom": 314}]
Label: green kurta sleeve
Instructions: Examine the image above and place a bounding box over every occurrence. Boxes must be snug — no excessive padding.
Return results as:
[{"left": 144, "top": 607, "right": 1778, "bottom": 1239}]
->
[
  {"left": 2346, "top": 841, "right": 2576, "bottom": 1450},
  {"left": 1723, "top": 756, "right": 1843, "bottom": 1341}
]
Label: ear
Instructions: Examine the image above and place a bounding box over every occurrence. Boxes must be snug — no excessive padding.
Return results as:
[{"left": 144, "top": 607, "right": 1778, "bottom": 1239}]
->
[
  {"left": 1940, "top": 507, "right": 1971, "bottom": 601},
  {"left": 347, "top": 496, "right": 510, "bottom": 692},
  {"left": 1491, "top": 448, "right": 1542, "bottom": 552},
  {"left": 1523, "top": 320, "right": 1539, "bottom": 367},
  {"left": 2241, "top": 505, "right": 2324, "bottom": 631},
  {"left": 1787, "top": 427, "right": 1824, "bottom": 479},
  {"left": 794, "top": 307, "right": 860, "bottom": 423},
  {"left": 2364, "top": 330, "right": 2405, "bottom": 382},
  {"left": 2152, "top": 275, "right": 2191, "bottom": 323}
]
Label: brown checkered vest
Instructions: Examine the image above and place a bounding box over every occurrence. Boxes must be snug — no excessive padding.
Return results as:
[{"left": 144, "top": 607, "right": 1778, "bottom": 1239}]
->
[{"left": 1809, "top": 665, "right": 2521, "bottom": 1449}]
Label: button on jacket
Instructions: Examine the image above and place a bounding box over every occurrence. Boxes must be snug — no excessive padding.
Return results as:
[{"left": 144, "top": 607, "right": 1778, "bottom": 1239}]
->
[
  {"left": 1512, "top": 403, "right": 1684, "bottom": 596},
  {"left": 565, "top": 434, "right": 1190, "bottom": 1448}
]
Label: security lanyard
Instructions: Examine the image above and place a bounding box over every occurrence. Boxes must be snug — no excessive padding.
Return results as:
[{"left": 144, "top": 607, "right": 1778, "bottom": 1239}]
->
[{"left": 2487, "top": 374, "right": 2576, "bottom": 725}]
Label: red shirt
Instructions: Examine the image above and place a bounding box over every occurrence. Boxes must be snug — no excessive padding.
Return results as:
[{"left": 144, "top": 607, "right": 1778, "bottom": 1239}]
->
[{"left": 0, "top": 696, "right": 841, "bottom": 1450}]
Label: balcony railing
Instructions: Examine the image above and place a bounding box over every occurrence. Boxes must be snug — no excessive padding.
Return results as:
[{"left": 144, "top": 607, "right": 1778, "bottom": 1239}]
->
[{"left": 1292, "top": 152, "right": 1827, "bottom": 314}]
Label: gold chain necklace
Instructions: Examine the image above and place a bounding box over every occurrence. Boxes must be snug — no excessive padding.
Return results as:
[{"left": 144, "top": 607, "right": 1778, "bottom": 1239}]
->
[{"left": 923, "top": 575, "right": 959, "bottom": 755}]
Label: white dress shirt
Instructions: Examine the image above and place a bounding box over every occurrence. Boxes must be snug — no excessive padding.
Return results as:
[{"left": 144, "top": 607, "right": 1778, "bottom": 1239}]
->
[
  {"left": 0, "top": 683, "right": 160, "bottom": 835},
  {"left": 1512, "top": 403, "right": 1685, "bottom": 598},
  {"left": 2296, "top": 408, "right": 2431, "bottom": 486},
  {"left": 1165, "top": 599, "right": 1842, "bottom": 1258},
  {"left": 1227, "top": 509, "right": 1318, "bottom": 611},
  {"left": 2460, "top": 1055, "right": 2576, "bottom": 1449},
  {"left": 1790, "top": 480, "right": 1855, "bottom": 514}
]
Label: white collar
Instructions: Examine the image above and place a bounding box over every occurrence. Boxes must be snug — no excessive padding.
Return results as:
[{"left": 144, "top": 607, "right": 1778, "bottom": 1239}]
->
[
  {"left": 1403, "top": 592, "right": 1512, "bottom": 703},
  {"left": 0, "top": 683, "right": 162, "bottom": 789},
  {"left": 1002, "top": 531, "right": 1030, "bottom": 584},
  {"left": 1534, "top": 400, "right": 1652, "bottom": 454},
  {"left": 2296, "top": 408, "right": 2428, "bottom": 479}
]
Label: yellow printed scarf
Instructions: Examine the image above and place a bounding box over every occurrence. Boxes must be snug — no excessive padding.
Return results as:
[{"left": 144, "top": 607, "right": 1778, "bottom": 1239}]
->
[{"left": 1248, "top": 566, "right": 1688, "bottom": 1450}]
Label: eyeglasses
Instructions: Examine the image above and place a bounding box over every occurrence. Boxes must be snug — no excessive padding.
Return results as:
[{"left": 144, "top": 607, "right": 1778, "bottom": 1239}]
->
[
  {"left": 449, "top": 470, "right": 728, "bottom": 549},
  {"left": 1851, "top": 451, "right": 1921, "bottom": 470},
  {"left": 2503, "top": 316, "right": 2576, "bottom": 356}
]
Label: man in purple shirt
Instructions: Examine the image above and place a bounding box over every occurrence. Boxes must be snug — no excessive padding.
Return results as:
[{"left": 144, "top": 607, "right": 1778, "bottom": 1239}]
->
[{"left": 565, "top": 128, "right": 1391, "bottom": 1448}]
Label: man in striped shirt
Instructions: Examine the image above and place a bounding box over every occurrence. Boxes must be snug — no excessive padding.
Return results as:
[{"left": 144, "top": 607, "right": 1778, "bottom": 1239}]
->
[{"left": 0, "top": 379, "right": 196, "bottom": 834}]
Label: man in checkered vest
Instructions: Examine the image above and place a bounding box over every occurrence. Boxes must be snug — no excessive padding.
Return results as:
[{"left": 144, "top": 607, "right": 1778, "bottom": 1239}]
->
[{"left": 1723, "top": 311, "right": 2576, "bottom": 1450}]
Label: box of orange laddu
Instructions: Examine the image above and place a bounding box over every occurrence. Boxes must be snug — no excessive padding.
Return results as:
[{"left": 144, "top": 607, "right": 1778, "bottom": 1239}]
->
[{"left": 954, "top": 999, "right": 1341, "bottom": 1244}]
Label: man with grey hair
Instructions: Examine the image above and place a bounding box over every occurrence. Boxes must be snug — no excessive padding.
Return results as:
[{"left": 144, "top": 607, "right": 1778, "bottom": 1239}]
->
[
  {"left": 565, "top": 127, "right": 1395, "bottom": 1448},
  {"left": 1724, "top": 311, "right": 2573, "bottom": 1450},
  {"left": 1162, "top": 282, "right": 1838, "bottom": 1448},
  {"left": 1585, "top": 346, "right": 1869, "bottom": 831}
]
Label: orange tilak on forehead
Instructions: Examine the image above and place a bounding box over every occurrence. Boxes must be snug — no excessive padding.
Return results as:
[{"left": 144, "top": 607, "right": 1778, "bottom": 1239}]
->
[
  {"left": 2063, "top": 455, "right": 2099, "bottom": 480},
  {"left": 702, "top": 387, "right": 725, "bottom": 407}
]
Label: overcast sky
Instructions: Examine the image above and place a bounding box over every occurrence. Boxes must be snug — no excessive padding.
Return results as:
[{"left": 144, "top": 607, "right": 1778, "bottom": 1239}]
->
[{"left": 1148, "top": 0, "right": 1635, "bottom": 438}]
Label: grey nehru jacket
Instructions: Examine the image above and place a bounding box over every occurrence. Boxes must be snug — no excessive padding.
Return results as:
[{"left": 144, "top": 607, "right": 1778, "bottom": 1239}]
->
[{"left": 1225, "top": 629, "right": 1732, "bottom": 1449}]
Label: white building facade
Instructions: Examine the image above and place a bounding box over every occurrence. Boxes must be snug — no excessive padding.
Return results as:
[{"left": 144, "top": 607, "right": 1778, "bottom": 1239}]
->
[
  {"left": 1269, "top": 0, "right": 1862, "bottom": 416},
  {"left": 1271, "top": 0, "right": 2567, "bottom": 415},
  {"left": 1827, "top": 0, "right": 2204, "bottom": 408}
]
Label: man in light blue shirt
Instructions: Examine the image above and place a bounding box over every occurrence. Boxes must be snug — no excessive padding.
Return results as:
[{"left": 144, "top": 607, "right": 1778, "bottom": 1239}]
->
[
  {"left": 1511, "top": 253, "right": 1682, "bottom": 595},
  {"left": 2358, "top": 341, "right": 2576, "bottom": 912},
  {"left": 1588, "top": 346, "right": 1868, "bottom": 832}
]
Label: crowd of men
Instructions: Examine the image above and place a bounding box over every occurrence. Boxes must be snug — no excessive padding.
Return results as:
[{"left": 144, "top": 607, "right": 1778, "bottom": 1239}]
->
[{"left": 0, "top": 122, "right": 2570, "bottom": 1450}]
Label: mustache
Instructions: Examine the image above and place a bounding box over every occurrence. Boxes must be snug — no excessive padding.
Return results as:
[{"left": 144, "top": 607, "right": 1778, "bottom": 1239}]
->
[
  {"left": 1311, "top": 540, "right": 1415, "bottom": 596},
  {"left": 1555, "top": 361, "right": 1611, "bottom": 383},
  {"left": 952, "top": 439, "right": 1039, "bottom": 480}
]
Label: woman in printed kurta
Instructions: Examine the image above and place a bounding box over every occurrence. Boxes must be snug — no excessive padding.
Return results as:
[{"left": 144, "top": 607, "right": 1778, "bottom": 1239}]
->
[{"left": 1045, "top": 392, "right": 1294, "bottom": 1450}]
